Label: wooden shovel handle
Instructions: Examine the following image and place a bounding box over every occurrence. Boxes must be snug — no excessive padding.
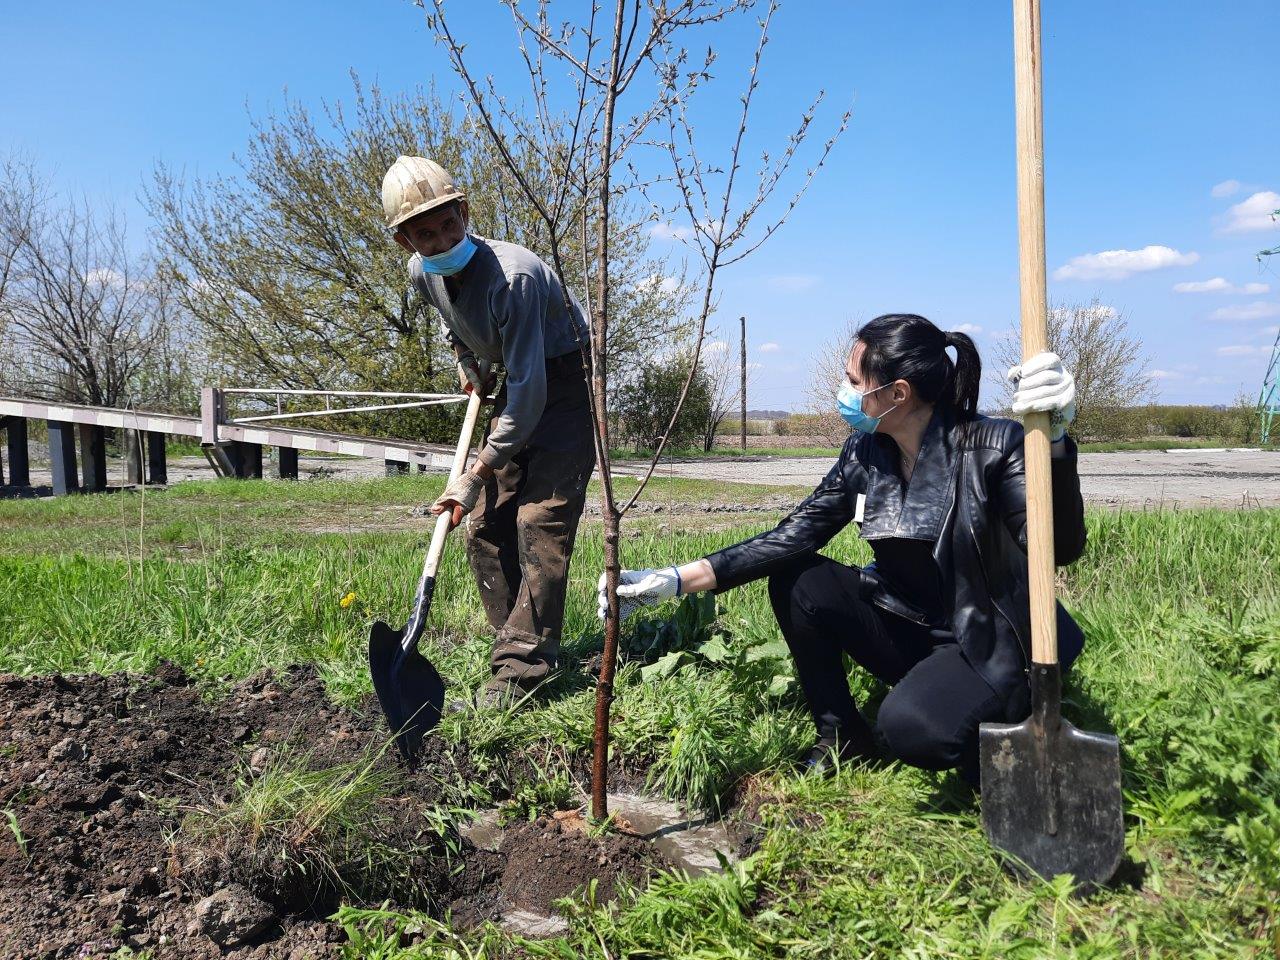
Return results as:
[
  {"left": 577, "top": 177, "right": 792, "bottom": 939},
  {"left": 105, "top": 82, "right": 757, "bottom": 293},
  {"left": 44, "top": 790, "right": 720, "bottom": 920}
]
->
[
  {"left": 424, "top": 389, "right": 485, "bottom": 579},
  {"left": 1013, "top": 0, "right": 1058, "bottom": 666}
]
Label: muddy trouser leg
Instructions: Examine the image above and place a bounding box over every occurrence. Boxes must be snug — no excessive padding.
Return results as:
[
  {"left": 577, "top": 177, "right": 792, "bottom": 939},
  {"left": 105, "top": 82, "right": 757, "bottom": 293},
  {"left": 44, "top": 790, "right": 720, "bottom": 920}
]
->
[
  {"left": 488, "top": 353, "right": 595, "bottom": 692},
  {"left": 465, "top": 395, "right": 525, "bottom": 633},
  {"left": 488, "top": 441, "right": 593, "bottom": 691}
]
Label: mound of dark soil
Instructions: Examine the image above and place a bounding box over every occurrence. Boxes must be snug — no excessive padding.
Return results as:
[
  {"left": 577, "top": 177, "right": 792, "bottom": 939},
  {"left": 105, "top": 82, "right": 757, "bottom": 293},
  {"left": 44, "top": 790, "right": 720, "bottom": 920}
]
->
[
  {"left": 0, "top": 664, "right": 490, "bottom": 958},
  {"left": 0, "top": 664, "right": 686, "bottom": 958},
  {"left": 499, "top": 812, "right": 671, "bottom": 914}
]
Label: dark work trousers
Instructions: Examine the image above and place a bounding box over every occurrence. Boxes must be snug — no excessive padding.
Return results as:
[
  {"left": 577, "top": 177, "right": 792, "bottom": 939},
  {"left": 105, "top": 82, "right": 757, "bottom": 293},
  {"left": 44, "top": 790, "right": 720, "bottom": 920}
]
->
[
  {"left": 768, "top": 554, "right": 1006, "bottom": 783},
  {"left": 465, "top": 351, "right": 595, "bottom": 692}
]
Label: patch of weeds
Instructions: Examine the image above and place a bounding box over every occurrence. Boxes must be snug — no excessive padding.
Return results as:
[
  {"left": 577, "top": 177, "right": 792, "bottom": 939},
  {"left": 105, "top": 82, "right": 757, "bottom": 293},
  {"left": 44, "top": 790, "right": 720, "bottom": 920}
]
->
[
  {"left": 174, "top": 746, "right": 459, "bottom": 914},
  {"left": 499, "top": 772, "right": 574, "bottom": 825}
]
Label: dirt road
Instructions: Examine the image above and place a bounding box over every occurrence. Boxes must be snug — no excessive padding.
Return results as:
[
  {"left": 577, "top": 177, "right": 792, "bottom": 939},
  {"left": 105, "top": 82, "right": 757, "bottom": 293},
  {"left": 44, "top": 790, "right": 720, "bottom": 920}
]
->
[
  {"left": 11, "top": 448, "right": 1280, "bottom": 510},
  {"left": 618, "top": 448, "right": 1280, "bottom": 509}
]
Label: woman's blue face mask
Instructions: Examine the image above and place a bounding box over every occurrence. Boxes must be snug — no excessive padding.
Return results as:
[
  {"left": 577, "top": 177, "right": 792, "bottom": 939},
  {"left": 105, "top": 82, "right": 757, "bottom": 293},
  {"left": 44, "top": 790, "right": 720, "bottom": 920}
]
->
[
  {"left": 837, "top": 380, "right": 899, "bottom": 433},
  {"left": 419, "top": 234, "right": 477, "bottom": 276}
]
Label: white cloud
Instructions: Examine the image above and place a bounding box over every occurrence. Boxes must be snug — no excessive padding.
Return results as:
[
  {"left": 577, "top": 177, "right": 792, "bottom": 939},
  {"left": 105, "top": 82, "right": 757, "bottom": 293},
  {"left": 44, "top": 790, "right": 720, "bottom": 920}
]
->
[
  {"left": 1174, "top": 277, "right": 1272, "bottom": 295},
  {"left": 1209, "top": 301, "right": 1280, "bottom": 323},
  {"left": 1174, "top": 277, "right": 1230, "bottom": 293},
  {"left": 702, "top": 340, "right": 730, "bottom": 355},
  {"left": 1211, "top": 179, "right": 1242, "bottom": 198},
  {"left": 1216, "top": 344, "right": 1267, "bottom": 357},
  {"left": 766, "top": 274, "right": 820, "bottom": 291},
  {"left": 1052, "top": 245, "right": 1199, "bottom": 281},
  {"left": 84, "top": 267, "right": 127, "bottom": 288},
  {"left": 640, "top": 273, "right": 681, "bottom": 294},
  {"left": 954, "top": 323, "right": 984, "bottom": 335},
  {"left": 1220, "top": 191, "right": 1280, "bottom": 234},
  {"left": 746, "top": 361, "right": 765, "bottom": 372},
  {"left": 649, "top": 222, "right": 693, "bottom": 242},
  {"left": 758, "top": 342, "right": 780, "bottom": 353},
  {"left": 1150, "top": 369, "right": 1185, "bottom": 380}
]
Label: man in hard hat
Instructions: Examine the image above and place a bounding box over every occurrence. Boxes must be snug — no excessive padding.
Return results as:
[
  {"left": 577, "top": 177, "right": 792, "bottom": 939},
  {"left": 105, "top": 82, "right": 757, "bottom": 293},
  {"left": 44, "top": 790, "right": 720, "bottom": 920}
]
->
[{"left": 382, "top": 155, "right": 595, "bottom": 708}]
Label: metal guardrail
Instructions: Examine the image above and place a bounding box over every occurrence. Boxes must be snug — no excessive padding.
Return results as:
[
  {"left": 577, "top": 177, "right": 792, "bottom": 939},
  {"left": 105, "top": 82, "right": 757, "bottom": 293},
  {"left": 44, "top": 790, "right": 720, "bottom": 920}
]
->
[{"left": 0, "top": 387, "right": 470, "bottom": 495}]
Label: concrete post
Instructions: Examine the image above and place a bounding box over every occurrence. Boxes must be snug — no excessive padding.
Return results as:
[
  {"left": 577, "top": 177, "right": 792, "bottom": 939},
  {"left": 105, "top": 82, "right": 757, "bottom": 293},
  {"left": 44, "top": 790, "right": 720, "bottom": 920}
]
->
[
  {"left": 276, "top": 447, "right": 298, "bottom": 480},
  {"left": 79, "top": 424, "right": 108, "bottom": 492},
  {"left": 124, "top": 429, "right": 145, "bottom": 486},
  {"left": 147, "top": 432, "right": 167, "bottom": 485},
  {"left": 48, "top": 421, "right": 79, "bottom": 496},
  {"left": 5, "top": 418, "right": 29, "bottom": 487}
]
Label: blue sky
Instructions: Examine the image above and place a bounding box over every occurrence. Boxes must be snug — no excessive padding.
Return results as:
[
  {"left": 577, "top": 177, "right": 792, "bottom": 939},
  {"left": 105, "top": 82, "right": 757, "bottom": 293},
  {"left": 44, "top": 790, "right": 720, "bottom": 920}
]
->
[{"left": 4, "top": 1, "right": 1277, "bottom": 410}]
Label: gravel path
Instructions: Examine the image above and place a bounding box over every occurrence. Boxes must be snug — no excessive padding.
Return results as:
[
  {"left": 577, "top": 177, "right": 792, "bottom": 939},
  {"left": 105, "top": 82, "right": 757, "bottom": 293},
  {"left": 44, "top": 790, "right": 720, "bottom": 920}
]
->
[{"left": 616, "top": 448, "right": 1280, "bottom": 509}]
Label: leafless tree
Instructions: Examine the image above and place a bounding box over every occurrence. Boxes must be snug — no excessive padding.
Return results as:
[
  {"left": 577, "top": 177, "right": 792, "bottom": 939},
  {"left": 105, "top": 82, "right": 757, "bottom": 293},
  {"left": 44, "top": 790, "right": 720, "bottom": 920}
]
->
[
  {"left": 427, "top": 0, "right": 848, "bottom": 817},
  {"left": 697, "top": 337, "right": 753, "bottom": 451},
  {"left": 0, "top": 163, "right": 163, "bottom": 408},
  {"left": 991, "top": 298, "right": 1153, "bottom": 438},
  {"left": 804, "top": 315, "right": 858, "bottom": 445}
]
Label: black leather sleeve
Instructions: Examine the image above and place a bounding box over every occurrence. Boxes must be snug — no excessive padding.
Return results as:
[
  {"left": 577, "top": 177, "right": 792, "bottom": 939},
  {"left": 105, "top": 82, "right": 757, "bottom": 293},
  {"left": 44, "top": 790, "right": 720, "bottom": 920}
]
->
[
  {"left": 704, "top": 441, "right": 860, "bottom": 592},
  {"left": 994, "top": 429, "right": 1087, "bottom": 566}
]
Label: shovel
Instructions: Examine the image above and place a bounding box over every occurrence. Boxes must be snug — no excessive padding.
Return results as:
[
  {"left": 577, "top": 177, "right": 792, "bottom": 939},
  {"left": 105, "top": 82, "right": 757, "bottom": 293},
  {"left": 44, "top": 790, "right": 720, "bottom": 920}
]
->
[
  {"left": 977, "top": 0, "right": 1124, "bottom": 888},
  {"left": 369, "top": 388, "right": 484, "bottom": 765}
]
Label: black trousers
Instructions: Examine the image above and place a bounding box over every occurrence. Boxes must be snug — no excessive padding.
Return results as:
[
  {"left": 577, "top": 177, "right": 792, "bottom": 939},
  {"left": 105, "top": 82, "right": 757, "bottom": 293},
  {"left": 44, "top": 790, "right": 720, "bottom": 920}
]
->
[{"left": 768, "top": 555, "right": 1007, "bottom": 782}]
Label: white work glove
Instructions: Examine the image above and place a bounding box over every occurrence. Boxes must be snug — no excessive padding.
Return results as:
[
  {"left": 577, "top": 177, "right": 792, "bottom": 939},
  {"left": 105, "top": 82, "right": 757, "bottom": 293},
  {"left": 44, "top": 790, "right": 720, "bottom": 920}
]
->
[
  {"left": 431, "top": 471, "right": 484, "bottom": 520},
  {"left": 597, "top": 567, "right": 682, "bottom": 621},
  {"left": 1007, "top": 351, "right": 1076, "bottom": 442}
]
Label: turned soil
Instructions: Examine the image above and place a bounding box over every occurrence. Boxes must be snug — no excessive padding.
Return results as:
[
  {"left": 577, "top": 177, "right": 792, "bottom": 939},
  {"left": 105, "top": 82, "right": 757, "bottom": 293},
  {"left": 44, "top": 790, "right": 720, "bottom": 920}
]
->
[{"left": 0, "top": 665, "right": 670, "bottom": 959}]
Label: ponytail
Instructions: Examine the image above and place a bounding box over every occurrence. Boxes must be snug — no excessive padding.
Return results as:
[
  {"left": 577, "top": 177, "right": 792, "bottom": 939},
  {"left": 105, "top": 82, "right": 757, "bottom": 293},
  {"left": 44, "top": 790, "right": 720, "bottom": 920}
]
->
[
  {"left": 856, "top": 314, "right": 984, "bottom": 422},
  {"left": 943, "top": 330, "right": 981, "bottom": 421}
]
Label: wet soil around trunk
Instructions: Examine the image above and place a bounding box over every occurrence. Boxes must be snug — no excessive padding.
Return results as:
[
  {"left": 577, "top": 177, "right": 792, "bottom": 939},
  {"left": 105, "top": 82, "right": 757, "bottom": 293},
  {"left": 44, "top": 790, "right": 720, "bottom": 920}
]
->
[{"left": 0, "top": 665, "right": 669, "bottom": 958}]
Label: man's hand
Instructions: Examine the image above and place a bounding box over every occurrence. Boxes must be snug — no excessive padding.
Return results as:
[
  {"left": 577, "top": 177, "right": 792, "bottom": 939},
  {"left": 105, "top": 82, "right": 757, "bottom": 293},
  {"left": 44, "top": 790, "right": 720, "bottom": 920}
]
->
[
  {"left": 1007, "top": 351, "right": 1076, "bottom": 442},
  {"left": 596, "top": 567, "right": 681, "bottom": 621},
  {"left": 430, "top": 471, "right": 485, "bottom": 528},
  {"left": 457, "top": 355, "right": 495, "bottom": 397}
]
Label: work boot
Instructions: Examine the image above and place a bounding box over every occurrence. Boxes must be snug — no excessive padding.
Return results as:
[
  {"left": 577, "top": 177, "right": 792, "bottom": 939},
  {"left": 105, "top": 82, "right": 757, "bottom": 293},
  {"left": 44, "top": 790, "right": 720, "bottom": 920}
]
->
[
  {"left": 446, "top": 682, "right": 530, "bottom": 715},
  {"left": 801, "top": 732, "right": 877, "bottom": 777}
]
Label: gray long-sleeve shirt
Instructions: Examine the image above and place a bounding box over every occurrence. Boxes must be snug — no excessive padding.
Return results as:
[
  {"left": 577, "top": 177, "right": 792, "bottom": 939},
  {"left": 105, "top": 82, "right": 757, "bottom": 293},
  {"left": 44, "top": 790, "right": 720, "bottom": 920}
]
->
[{"left": 410, "top": 236, "right": 589, "bottom": 469}]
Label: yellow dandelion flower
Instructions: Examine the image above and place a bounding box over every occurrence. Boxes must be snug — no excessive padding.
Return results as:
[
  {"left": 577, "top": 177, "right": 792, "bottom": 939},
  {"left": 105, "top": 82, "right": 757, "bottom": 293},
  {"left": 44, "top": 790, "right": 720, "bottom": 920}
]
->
[{"left": 340, "top": 591, "right": 357, "bottom": 609}]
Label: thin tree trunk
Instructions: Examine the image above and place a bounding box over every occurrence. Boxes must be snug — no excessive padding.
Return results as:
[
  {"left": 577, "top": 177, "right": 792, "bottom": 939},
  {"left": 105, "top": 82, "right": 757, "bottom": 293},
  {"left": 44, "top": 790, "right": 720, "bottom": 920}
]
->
[
  {"left": 740, "top": 315, "right": 747, "bottom": 451},
  {"left": 590, "top": 0, "right": 628, "bottom": 822}
]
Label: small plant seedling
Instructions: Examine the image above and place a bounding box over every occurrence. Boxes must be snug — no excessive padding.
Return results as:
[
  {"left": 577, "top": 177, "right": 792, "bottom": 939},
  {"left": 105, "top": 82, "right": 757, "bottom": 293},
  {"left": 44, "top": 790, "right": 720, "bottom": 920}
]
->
[{"left": 4, "top": 808, "right": 30, "bottom": 862}]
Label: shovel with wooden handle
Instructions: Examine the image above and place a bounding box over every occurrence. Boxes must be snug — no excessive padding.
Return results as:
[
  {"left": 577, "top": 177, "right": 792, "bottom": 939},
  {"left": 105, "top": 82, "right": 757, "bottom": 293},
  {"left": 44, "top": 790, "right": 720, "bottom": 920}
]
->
[
  {"left": 978, "top": 0, "right": 1124, "bottom": 888},
  {"left": 369, "top": 388, "right": 484, "bottom": 766}
]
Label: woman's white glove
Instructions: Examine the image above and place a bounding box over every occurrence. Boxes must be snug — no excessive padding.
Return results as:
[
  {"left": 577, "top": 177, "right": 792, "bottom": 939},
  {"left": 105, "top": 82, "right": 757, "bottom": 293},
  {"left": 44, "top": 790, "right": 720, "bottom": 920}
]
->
[
  {"left": 1007, "top": 351, "right": 1076, "bottom": 442},
  {"left": 597, "top": 567, "right": 682, "bottom": 621}
]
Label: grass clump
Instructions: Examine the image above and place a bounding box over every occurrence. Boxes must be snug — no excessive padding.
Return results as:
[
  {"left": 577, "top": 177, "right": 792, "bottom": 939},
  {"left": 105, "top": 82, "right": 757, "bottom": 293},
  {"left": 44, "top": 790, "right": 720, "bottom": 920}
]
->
[{"left": 175, "top": 747, "right": 458, "bottom": 913}]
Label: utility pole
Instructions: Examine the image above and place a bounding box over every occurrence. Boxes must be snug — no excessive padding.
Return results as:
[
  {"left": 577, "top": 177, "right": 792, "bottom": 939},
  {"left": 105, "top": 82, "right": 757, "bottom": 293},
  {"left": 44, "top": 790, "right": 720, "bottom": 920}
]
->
[{"left": 739, "top": 316, "right": 747, "bottom": 451}]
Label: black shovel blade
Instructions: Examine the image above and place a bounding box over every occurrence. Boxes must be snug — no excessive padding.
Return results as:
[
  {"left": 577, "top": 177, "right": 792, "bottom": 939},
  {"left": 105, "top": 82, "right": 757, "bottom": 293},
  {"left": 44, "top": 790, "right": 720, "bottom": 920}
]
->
[
  {"left": 980, "top": 710, "right": 1123, "bottom": 888},
  {"left": 368, "top": 620, "right": 445, "bottom": 766}
]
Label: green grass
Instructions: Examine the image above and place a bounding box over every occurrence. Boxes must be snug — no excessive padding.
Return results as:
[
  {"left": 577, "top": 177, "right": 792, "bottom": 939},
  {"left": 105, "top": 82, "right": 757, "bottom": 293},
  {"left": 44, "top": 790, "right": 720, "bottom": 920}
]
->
[
  {"left": 1077, "top": 437, "right": 1275, "bottom": 453},
  {"left": 1, "top": 479, "right": 1277, "bottom": 956}
]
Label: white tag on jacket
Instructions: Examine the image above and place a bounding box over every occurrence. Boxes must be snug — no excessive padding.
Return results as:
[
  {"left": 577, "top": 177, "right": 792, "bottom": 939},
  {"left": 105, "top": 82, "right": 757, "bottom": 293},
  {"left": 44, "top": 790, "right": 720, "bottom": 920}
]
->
[{"left": 854, "top": 493, "right": 866, "bottom": 523}]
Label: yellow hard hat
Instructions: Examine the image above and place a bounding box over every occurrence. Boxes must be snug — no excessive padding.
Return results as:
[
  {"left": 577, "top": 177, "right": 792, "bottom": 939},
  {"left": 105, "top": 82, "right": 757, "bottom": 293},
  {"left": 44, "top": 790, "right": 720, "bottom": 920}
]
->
[{"left": 381, "top": 155, "right": 467, "bottom": 230}]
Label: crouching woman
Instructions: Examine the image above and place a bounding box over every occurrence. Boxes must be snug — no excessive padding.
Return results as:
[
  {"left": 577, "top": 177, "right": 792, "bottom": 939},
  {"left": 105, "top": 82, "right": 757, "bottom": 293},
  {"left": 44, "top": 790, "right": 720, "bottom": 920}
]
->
[{"left": 598, "top": 313, "right": 1086, "bottom": 783}]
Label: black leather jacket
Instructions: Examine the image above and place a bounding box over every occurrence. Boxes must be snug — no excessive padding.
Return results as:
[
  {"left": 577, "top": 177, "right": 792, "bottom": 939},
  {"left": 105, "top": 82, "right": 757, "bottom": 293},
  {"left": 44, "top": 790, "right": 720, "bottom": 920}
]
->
[{"left": 705, "top": 406, "right": 1087, "bottom": 715}]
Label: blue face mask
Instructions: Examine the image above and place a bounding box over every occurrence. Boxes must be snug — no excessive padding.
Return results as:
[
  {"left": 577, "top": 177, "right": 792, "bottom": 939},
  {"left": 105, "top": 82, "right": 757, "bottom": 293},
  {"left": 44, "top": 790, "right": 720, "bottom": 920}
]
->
[
  {"left": 419, "top": 234, "right": 477, "bottom": 276},
  {"left": 837, "top": 380, "right": 899, "bottom": 433}
]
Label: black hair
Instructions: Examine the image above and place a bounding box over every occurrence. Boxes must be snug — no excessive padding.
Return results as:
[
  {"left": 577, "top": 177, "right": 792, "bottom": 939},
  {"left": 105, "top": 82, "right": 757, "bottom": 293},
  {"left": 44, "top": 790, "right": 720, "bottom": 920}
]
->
[{"left": 854, "top": 313, "right": 982, "bottom": 421}]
